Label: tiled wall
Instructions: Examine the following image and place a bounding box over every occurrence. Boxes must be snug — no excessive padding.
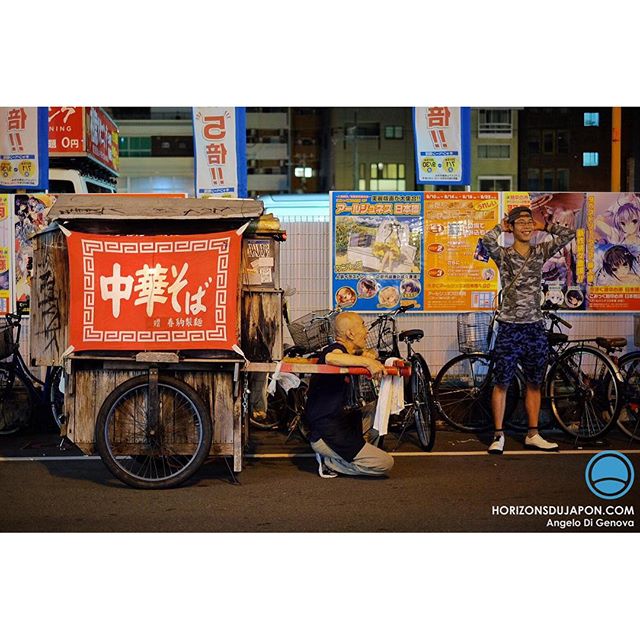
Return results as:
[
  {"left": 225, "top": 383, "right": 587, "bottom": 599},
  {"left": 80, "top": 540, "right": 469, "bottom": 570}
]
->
[{"left": 280, "top": 218, "right": 638, "bottom": 374}]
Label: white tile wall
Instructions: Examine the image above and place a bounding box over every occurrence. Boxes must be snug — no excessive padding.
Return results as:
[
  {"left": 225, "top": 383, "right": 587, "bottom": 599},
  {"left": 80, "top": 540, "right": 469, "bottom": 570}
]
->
[{"left": 280, "top": 219, "right": 638, "bottom": 375}]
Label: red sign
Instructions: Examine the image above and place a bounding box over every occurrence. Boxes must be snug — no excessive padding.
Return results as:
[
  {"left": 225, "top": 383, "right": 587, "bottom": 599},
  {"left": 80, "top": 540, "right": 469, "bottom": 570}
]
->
[
  {"left": 87, "top": 107, "right": 119, "bottom": 173},
  {"left": 48, "top": 107, "right": 119, "bottom": 174},
  {"left": 49, "top": 107, "right": 86, "bottom": 154},
  {"left": 68, "top": 230, "right": 241, "bottom": 351}
]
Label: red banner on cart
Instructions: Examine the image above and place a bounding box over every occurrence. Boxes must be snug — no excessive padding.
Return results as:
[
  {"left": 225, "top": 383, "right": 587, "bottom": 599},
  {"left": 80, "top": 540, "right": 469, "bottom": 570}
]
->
[{"left": 67, "top": 230, "right": 241, "bottom": 351}]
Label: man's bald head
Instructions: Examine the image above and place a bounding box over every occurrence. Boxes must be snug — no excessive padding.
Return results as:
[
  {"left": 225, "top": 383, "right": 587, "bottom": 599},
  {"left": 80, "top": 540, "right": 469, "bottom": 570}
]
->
[{"left": 334, "top": 312, "right": 364, "bottom": 339}]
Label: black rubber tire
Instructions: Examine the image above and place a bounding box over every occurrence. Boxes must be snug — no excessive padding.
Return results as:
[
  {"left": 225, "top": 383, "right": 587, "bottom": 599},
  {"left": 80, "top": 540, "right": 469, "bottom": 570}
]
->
[
  {"left": 48, "top": 366, "right": 65, "bottom": 432},
  {"left": 410, "top": 353, "right": 436, "bottom": 451},
  {"left": 95, "top": 374, "right": 212, "bottom": 489},
  {"left": 616, "top": 351, "right": 640, "bottom": 441},
  {"left": 0, "top": 363, "right": 32, "bottom": 435},
  {"left": 547, "top": 345, "right": 621, "bottom": 440},
  {"left": 286, "top": 383, "right": 310, "bottom": 441},
  {"left": 249, "top": 383, "right": 288, "bottom": 430},
  {"left": 433, "top": 353, "right": 521, "bottom": 432}
]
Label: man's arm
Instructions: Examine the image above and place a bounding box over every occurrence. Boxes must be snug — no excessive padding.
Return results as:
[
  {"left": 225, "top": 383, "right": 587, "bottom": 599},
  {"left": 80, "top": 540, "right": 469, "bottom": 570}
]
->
[
  {"left": 541, "top": 223, "right": 577, "bottom": 260},
  {"left": 480, "top": 224, "right": 505, "bottom": 264},
  {"left": 325, "top": 349, "right": 385, "bottom": 380}
]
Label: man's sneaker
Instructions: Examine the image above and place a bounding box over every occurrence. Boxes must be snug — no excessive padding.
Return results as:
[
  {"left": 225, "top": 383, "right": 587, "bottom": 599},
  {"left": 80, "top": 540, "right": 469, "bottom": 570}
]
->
[
  {"left": 488, "top": 432, "right": 505, "bottom": 455},
  {"left": 315, "top": 453, "right": 338, "bottom": 478},
  {"left": 524, "top": 433, "right": 559, "bottom": 451}
]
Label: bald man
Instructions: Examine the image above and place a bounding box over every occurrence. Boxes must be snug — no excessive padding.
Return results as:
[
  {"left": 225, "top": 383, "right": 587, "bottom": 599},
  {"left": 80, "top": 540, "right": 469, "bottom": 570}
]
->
[{"left": 304, "top": 312, "right": 394, "bottom": 478}]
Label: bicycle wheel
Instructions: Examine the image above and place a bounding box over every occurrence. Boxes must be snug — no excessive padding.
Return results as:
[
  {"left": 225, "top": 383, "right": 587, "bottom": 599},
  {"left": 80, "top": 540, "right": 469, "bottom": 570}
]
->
[
  {"left": 0, "top": 363, "right": 33, "bottom": 435},
  {"left": 409, "top": 353, "right": 436, "bottom": 451},
  {"left": 547, "top": 345, "right": 621, "bottom": 440},
  {"left": 249, "top": 382, "right": 288, "bottom": 430},
  {"left": 433, "top": 353, "right": 521, "bottom": 432},
  {"left": 95, "top": 374, "right": 212, "bottom": 489},
  {"left": 48, "top": 366, "right": 65, "bottom": 431},
  {"left": 286, "top": 383, "right": 310, "bottom": 441},
  {"left": 615, "top": 351, "right": 640, "bottom": 441}
]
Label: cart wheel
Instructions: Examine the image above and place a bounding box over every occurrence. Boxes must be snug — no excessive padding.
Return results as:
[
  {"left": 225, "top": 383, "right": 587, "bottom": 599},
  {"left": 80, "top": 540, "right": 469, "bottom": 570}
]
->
[{"left": 95, "top": 374, "right": 212, "bottom": 489}]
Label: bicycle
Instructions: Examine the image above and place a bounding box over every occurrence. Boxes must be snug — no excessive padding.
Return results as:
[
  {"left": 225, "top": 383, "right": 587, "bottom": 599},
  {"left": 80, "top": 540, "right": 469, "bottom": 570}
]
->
[
  {"left": 615, "top": 350, "right": 640, "bottom": 442},
  {"left": 0, "top": 313, "right": 65, "bottom": 436},
  {"left": 364, "top": 303, "right": 436, "bottom": 451},
  {"left": 432, "top": 307, "right": 624, "bottom": 441}
]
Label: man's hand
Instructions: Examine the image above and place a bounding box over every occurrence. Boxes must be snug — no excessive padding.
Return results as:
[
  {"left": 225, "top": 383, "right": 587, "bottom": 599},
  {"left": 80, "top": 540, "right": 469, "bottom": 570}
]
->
[
  {"left": 361, "top": 348, "right": 378, "bottom": 360},
  {"left": 364, "top": 357, "right": 385, "bottom": 381}
]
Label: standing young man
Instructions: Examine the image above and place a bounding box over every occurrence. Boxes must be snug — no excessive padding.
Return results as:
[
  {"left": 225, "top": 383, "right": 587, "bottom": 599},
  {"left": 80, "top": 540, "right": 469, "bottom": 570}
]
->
[{"left": 481, "top": 205, "right": 576, "bottom": 454}]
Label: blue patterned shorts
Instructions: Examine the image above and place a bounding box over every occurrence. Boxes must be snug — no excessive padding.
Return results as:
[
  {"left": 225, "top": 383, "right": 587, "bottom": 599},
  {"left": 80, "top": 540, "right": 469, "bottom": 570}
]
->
[{"left": 493, "top": 321, "right": 548, "bottom": 386}]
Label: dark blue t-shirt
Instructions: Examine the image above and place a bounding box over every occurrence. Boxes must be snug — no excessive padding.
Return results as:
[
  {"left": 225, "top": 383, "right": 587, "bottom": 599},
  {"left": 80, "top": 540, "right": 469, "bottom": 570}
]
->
[{"left": 304, "top": 342, "right": 365, "bottom": 462}]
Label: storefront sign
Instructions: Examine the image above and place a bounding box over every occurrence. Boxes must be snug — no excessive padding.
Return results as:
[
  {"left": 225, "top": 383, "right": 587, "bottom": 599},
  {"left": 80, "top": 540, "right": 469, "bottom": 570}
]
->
[
  {"left": 413, "top": 107, "right": 471, "bottom": 185},
  {"left": 331, "top": 191, "right": 424, "bottom": 312},
  {"left": 423, "top": 192, "right": 499, "bottom": 311},
  {"left": 48, "top": 107, "right": 119, "bottom": 174},
  {"left": 193, "top": 107, "right": 247, "bottom": 198},
  {"left": 0, "top": 194, "right": 12, "bottom": 313},
  {"left": 67, "top": 230, "right": 242, "bottom": 351},
  {"left": 0, "top": 107, "right": 49, "bottom": 190}
]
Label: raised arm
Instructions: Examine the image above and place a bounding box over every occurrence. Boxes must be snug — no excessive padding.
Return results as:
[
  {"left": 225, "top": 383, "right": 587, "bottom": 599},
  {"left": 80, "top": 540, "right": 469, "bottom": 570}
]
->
[
  {"left": 541, "top": 223, "right": 577, "bottom": 261},
  {"left": 481, "top": 223, "right": 505, "bottom": 263},
  {"left": 325, "top": 349, "right": 385, "bottom": 380}
]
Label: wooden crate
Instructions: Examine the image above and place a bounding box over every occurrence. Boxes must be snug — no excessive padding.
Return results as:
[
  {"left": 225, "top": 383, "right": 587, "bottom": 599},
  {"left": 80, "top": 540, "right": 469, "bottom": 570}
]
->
[{"left": 64, "top": 360, "right": 245, "bottom": 471}]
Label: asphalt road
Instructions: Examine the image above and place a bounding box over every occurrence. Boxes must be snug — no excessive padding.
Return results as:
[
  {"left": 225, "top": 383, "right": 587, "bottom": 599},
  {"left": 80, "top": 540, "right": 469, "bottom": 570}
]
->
[{"left": 2, "top": 444, "right": 639, "bottom": 532}]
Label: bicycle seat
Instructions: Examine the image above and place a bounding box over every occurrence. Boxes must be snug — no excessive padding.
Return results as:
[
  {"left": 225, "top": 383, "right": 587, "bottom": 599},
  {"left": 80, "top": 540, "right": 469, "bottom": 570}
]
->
[
  {"left": 595, "top": 336, "right": 627, "bottom": 350},
  {"left": 399, "top": 329, "right": 424, "bottom": 343},
  {"left": 548, "top": 332, "right": 568, "bottom": 345}
]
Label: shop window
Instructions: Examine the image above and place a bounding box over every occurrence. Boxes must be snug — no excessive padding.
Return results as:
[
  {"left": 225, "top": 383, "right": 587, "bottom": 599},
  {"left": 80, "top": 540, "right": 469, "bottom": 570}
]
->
[
  {"left": 584, "top": 112, "right": 600, "bottom": 127},
  {"left": 583, "top": 152, "right": 599, "bottom": 167}
]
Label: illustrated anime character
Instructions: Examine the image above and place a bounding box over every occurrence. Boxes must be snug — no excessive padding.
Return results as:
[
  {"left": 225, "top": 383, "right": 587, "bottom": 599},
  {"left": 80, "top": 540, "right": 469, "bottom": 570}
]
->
[
  {"left": 378, "top": 286, "right": 400, "bottom": 308},
  {"left": 539, "top": 201, "right": 579, "bottom": 287},
  {"left": 357, "top": 277, "right": 378, "bottom": 299},
  {"left": 400, "top": 279, "right": 421, "bottom": 298},
  {"left": 335, "top": 286, "right": 357, "bottom": 308},
  {"left": 565, "top": 289, "right": 584, "bottom": 309},
  {"left": 595, "top": 193, "right": 640, "bottom": 246},
  {"left": 594, "top": 244, "right": 640, "bottom": 285}
]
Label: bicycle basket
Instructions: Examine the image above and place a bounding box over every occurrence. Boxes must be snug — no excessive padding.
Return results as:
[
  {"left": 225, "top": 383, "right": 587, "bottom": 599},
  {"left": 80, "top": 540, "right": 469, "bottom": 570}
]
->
[
  {"left": 457, "top": 313, "right": 491, "bottom": 353},
  {"left": 0, "top": 319, "right": 16, "bottom": 360},
  {"left": 287, "top": 310, "right": 336, "bottom": 352}
]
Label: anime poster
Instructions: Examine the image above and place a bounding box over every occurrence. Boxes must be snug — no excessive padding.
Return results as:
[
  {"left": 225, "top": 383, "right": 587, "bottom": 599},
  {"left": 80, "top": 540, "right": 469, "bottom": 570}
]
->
[
  {"left": 587, "top": 192, "right": 640, "bottom": 311},
  {"left": 14, "top": 193, "right": 57, "bottom": 314},
  {"left": 502, "top": 192, "right": 587, "bottom": 311},
  {"left": 331, "top": 192, "right": 424, "bottom": 312},
  {"left": 0, "top": 194, "right": 12, "bottom": 313},
  {"left": 423, "top": 192, "right": 499, "bottom": 311}
]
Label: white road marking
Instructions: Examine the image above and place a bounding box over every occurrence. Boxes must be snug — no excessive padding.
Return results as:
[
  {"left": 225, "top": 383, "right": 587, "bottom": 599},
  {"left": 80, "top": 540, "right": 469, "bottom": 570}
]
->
[{"left": 0, "top": 449, "right": 638, "bottom": 462}]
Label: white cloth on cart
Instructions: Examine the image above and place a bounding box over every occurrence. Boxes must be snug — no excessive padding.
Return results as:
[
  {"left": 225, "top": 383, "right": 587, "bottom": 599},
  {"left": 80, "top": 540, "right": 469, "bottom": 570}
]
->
[{"left": 372, "top": 357, "right": 405, "bottom": 436}]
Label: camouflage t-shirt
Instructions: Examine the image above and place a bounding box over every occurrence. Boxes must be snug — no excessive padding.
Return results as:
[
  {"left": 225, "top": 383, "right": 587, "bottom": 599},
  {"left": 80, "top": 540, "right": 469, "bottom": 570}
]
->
[{"left": 481, "top": 223, "right": 576, "bottom": 323}]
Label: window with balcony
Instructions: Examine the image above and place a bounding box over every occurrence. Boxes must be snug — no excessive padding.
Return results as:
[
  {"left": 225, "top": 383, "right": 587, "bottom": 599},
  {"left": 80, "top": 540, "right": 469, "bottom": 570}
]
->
[{"left": 478, "top": 109, "right": 512, "bottom": 137}]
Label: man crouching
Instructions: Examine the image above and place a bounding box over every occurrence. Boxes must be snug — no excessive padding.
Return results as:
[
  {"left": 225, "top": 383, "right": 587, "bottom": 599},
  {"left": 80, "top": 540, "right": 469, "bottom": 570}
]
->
[{"left": 304, "top": 312, "right": 394, "bottom": 478}]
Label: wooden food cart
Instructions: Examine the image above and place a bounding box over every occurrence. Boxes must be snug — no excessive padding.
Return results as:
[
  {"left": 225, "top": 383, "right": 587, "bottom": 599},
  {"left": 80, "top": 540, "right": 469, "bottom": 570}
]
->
[{"left": 30, "top": 195, "right": 285, "bottom": 489}]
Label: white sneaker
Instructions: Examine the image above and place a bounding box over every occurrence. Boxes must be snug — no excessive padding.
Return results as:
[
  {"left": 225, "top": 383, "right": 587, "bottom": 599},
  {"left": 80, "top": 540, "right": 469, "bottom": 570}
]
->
[
  {"left": 315, "top": 453, "right": 338, "bottom": 478},
  {"left": 488, "top": 432, "right": 505, "bottom": 455},
  {"left": 524, "top": 433, "right": 559, "bottom": 451}
]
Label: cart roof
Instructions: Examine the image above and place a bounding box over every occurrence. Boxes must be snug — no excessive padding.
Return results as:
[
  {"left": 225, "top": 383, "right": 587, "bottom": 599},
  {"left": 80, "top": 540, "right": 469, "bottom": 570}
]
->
[{"left": 48, "top": 195, "right": 264, "bottom": 221}]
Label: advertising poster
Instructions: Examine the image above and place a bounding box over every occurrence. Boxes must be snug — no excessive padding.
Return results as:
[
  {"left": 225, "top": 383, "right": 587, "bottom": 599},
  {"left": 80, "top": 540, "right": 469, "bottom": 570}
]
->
[
  {"left": 331, "top": 192, "right": 424, "bottom": 312},
  {"left": 0, "top": 107, "right": 48, "bottom": 191},
  {"left": 502, "top": 192, "right": 587, "bottom": 311},
  {"left": 0, "top": 194, "right": 12, "bottom": 313},
  {"left": 67, "top": 230, "right": 242, "bottom": 351},
  {"left": 587, "top": 192, "right": 640, "bottom": 311},
  {"left": 14, "top": 194, "right": 57, "bottom": 314},
  {"left": 423, "top": 192, "right": 499, "bottom": 311},
  {"left": 413, "top": 107, "right": 471, "bottom": 185},
  {"left": 193, "top": 107, "right": 247, "bottom": 198}
]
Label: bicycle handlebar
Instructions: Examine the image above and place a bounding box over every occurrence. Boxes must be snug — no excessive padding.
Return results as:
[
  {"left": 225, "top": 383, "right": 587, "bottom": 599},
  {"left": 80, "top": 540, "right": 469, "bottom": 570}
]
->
[{"left": 546, "top": 310, "right": 572, "bottom": 330}]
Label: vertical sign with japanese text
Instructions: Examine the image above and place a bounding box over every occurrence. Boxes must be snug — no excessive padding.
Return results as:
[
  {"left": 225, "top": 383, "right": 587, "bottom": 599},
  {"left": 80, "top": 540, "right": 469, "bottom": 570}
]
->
[
  {"left": 413, "top": 107, "right": 471, "bottom": 185},
  {"left": 193, "top": 107, "right": 247, "bottom": 198},
  {"left": 0, "top": 194, "right": 12, "bottom": 313},
  {"left": 331, "top": 192, "right": 424, "bottom": 312},
  {"left": 67, "top": 230, "right": 242, "bottom": 351},
  {"left": 0, "top": 107, "right": 48, "bottom": 191}
]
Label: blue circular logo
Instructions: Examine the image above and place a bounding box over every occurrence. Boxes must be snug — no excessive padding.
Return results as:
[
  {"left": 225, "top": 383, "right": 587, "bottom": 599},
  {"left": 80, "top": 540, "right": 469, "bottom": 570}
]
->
[{"left": 585, "top": 451, "right": 634, "bottom": 500}]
